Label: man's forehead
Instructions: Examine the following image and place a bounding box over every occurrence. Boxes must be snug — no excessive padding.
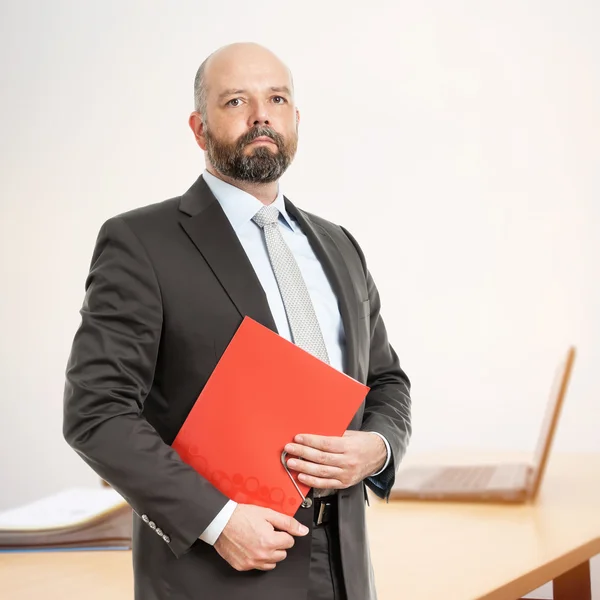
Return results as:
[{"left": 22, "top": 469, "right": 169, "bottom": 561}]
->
[
  {"left": 209, "top": 66, "right": 291, "bottom": 91},
  {"left": 204, "top": 46, "right": 292, "bottom": 96}
]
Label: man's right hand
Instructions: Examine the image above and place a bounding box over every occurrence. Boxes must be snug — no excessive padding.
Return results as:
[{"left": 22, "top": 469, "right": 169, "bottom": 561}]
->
[{"left": 214, "top": 504, "right": 309, "bottom": 571}]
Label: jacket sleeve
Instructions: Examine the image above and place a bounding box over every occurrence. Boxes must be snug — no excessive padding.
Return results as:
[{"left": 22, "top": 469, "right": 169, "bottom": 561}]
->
[
  {"left": 63, "top": 216, "right": 229, "bottom": 558},
  {"left": 341, "top": 227, "right": 412, "bottom": 500}
]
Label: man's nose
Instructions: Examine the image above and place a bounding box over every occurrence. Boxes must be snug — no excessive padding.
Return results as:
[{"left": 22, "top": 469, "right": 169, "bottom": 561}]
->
[{"left": 249, "top": 101, "right": 270, "bottom": 127}]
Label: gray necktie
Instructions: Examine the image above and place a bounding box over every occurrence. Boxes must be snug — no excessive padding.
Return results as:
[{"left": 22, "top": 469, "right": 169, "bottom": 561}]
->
[
  {"left": 252, "top": 205, "right": 333, "bottom": 498},
  {"left": 252, "top": 205, "right": 330, "bottom": 363}
]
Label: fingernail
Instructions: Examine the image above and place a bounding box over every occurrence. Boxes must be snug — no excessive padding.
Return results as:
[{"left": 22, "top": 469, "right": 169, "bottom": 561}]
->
[
  {"left": 288, "top": 459, "right": 297, "bottom": 468},
  {"left": 295, "top": 435, "right": 304, "bottom": 443},
  {"left": 300, "top": 525, "right": 309, "bottom": 534}
]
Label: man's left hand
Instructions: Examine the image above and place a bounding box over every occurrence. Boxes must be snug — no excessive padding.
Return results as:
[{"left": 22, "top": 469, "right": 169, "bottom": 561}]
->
[{"left": 284, "top": 431, "right": 387, "bottom": 490}]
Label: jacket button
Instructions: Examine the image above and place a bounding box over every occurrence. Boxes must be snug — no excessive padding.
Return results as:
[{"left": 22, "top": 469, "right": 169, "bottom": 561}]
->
[
  {"left": 163, "top": 535, "right": 170, "bottom": 543},
  {"left": 142, "top": 515, "right": 149, "bottom": 523},
  {"left": 156, "top": 528, "right": 163, "bottom": 536},
  {"left": 149, "top": 521, "right": 156, "bottom": 530}
]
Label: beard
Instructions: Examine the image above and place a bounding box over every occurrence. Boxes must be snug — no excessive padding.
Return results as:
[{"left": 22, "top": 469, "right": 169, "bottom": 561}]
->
[{"left": 204, "top": 124, "right": 297, "bottom": 183}]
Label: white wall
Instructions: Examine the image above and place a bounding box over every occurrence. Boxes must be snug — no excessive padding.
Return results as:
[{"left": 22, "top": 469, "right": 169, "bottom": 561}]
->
[{"left": 1, "top": 0, "right": 598, "bottom": 596}]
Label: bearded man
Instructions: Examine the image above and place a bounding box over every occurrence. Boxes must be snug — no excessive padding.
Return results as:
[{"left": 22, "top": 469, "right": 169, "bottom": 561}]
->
[{"left": 63, "top": 42, "right": 412, "bottom": 600}]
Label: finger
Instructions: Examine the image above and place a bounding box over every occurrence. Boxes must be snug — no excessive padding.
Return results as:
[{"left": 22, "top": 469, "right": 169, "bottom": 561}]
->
[
  {"left": 271, "top": 531, "right": 296, "bottom": 550},
  {"left": 292, "top": 434, "right": 347, "bottom": 453},
  {"left": 287, "top": 457, "right": 344, "bottom": 480},
  {"left": 254, "top": 551, "right": 286, "bottom": 571},
  {"left": 297, "top": 473, "right": 343, "bottom": 488},
  {"left": 284, "top": 443, "right": 345, "bottom": 467},
  {"left": 270, "top": 549, "right": 287, "bottom": 563},
  {"left": 265, "top": 511, "right": 309, "bottom": 536}
]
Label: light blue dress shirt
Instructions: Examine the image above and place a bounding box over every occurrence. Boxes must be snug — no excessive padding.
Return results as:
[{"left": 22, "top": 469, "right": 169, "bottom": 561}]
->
[{"left": 198, "top": 169, "right": 390, "bottom": 544}]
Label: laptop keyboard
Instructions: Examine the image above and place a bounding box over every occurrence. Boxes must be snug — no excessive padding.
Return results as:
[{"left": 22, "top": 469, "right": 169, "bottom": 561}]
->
[{"left": 421, "top": 466, "right": 497, "bottom": 491}]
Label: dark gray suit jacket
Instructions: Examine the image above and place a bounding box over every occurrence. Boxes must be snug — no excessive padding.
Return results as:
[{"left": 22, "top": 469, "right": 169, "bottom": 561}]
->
[{"left": 63, "top": 175, "right": 412, "bottom": 600}]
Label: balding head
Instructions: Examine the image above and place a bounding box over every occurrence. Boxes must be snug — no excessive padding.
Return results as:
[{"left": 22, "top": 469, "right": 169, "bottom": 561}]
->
[
  {"left": 194, "top": 43, "right": 294, "bottom": 119},
  {"left": 188, "top": 42, "right": 300, "bottom": 185}
]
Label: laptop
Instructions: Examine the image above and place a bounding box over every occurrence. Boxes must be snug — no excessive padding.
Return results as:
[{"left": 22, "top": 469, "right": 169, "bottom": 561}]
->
[{"left": 390, "top": 346, "right": 576, "bottom": 503}]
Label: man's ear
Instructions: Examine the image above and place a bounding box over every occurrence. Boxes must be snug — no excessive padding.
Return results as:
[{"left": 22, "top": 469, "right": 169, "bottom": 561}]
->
[{"left": 188, "top": 112, "right": 207, "bottom": 150}]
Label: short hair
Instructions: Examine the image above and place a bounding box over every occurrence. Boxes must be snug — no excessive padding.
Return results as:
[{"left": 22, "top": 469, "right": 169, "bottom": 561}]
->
[{"left": 193, "top": 53, "right": 212, "bottom": 119}]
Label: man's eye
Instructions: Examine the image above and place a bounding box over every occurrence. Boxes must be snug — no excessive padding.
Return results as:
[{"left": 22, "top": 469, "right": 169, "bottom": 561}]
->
[
  {"left": 227, "top": 98, "right": 241, "bottom": 107},
  {"left": 273, "top": 96, "right": 287, "bottom": 104}
]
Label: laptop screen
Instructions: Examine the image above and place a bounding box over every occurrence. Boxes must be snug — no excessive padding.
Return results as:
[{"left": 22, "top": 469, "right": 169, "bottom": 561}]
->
[{"left": 529, "top": 347, "right": 576, "bottom": 493}]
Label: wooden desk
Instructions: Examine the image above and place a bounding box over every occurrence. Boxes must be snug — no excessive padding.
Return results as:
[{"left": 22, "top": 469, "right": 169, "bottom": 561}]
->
[
  {"left": 368, "top": 453, "right": 600, "bottom": 600},
  {"left": 1, "top": 454, "right": 599, "bottom": 600}
]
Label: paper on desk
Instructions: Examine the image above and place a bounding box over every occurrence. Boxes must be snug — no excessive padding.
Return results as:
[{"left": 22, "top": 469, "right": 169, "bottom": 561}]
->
[{"left": 0, "top": 488, "right": 128, "bottom": 531}]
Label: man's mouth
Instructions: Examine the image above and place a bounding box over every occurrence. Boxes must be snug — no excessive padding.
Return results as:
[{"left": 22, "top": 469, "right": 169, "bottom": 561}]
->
[{"left": 249, "top": 136, "right": 277, "bottom": 145}]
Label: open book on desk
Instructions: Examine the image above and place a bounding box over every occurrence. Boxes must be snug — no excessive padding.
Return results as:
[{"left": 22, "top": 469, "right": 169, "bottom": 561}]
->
[{"left": 0, "top": 487, "right": 132, "bottom": 552}]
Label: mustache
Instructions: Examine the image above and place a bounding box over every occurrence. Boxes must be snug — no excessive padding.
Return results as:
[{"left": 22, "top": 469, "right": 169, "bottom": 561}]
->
[{"left": 238, "top": 126, "right": 284, "bottom": 148}]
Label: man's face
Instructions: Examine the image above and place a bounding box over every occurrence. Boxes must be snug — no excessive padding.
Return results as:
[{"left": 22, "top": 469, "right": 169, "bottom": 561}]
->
[{"left": 192, "top": 49, "right": 299, "bottom": 183}]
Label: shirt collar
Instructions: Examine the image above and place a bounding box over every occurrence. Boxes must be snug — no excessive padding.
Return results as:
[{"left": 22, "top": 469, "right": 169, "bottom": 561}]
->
[{"left": 202, "top": 169, "right": 296, "bottom": 233}]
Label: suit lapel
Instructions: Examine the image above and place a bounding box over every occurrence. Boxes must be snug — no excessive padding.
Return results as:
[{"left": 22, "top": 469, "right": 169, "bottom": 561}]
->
[
  {"left": 177, "top": 175, "right": 359, "bottom": 379},
  {"left": 178, "top": 176, "right": 278, "bottom": 334},
  {"left": 285, "top": 200, "right": 360, "bottom": 379}
]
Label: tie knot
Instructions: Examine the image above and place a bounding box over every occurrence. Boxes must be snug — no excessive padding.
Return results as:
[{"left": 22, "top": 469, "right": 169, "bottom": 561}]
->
[{"left": 252, "top": 205, "right": 280, "bottom": 229}]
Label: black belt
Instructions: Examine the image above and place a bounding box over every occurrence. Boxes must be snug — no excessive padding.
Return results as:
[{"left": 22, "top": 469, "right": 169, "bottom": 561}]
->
[{"left": 313, "top": 495, "right": 337, "bottom": 527}]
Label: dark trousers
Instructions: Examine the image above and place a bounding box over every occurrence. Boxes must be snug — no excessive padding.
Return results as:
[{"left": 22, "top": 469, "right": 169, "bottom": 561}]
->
[{"left": 307, "top": 499, "right": 347, "bottom": 600}]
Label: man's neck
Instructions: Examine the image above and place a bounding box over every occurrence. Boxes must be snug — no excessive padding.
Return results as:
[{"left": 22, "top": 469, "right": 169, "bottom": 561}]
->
[{"left": 206, "top": 167, "right": 278, "bottom": 206}]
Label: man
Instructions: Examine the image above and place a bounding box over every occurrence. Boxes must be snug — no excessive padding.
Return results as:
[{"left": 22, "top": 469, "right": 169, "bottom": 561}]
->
[{"left": 63, "top": 42, "right": 411, "bottom": 600}]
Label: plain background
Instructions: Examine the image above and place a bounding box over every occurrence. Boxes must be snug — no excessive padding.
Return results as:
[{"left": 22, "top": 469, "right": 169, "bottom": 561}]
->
[{"left": 0, "top": 1, "right": 598, "bottom": 597}]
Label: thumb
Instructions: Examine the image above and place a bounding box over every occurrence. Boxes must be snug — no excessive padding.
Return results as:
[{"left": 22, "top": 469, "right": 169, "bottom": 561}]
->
[{"left": 264, "top": 510, "right": 309, "bottom": 536}]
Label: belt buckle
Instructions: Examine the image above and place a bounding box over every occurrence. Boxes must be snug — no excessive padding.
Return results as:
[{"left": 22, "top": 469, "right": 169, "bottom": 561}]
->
[{"left": 316, "top": 501, "right": 327, "bottom": 526}]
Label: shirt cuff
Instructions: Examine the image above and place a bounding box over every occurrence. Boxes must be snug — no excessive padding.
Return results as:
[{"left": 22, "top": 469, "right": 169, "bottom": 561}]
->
[
  {"left": 198, "top": 500, "right": 238, "bottom": 545},
  {"left": 368, "top": 432, "right": 392, "bottom": 477}
]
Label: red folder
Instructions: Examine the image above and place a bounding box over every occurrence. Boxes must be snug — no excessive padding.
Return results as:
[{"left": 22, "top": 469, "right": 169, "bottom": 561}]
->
[{"left": 172, "top": 316, "right": 369, "bottom": 516}]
